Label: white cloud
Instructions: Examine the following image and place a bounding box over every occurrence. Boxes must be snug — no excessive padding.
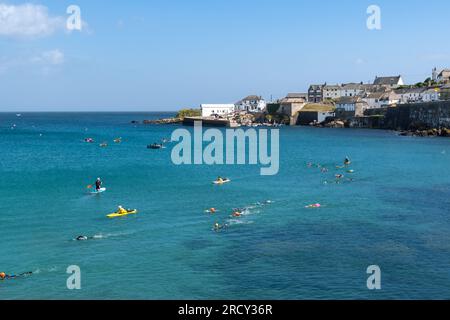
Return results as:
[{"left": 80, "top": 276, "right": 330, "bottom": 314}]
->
[
  {"left": 31, "top": 49, "right": 65, "bottom": 65},
  {"left": 0, "top": 3, "right": 64, "bottom": 37}
]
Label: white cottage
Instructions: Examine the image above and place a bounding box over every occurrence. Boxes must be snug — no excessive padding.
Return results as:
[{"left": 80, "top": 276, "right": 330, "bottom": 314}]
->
[
  {"left": 421, "top": 89, "right": 440, "bottom": 102},
  {"left": 395, "top": 88, "right": 427, "bottom": 104},
  {"left": 362, "top": 91, "right": 399, "bottom": 109},
  {"left": 323, "top": 85, "right": 341, "bottom": 100},
  {"left": 235, "top": 95, "right": 267, "bottom": 113}
]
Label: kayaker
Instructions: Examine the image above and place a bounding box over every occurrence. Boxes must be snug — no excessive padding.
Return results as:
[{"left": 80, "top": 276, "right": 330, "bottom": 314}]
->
[
  {"left": 117, "top": 206, "right": 128, "bottom": 214},
  {"left": 95, "top": 178, "right": 102, "bottom": 191}
]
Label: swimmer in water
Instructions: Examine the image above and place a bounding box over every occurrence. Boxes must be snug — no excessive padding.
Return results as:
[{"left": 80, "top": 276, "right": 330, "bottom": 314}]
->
[
  {"left": 306, "top": 203, "right": 321, "bottom": 208},
  {"left": 213, "top": 223, "right": 228, "bottom": 232},
  {"left": 75, "top": 235, "right": 92, "bottom": 241},
  {"left": 344, "top": 157, "right": 351, "bottom": 166},
  {"left": 0, "top": 271, "right": 33, "bottom": 280}
]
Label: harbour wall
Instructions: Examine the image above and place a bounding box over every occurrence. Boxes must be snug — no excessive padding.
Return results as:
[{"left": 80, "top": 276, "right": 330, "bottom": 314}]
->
[{"left": 351, "top": 101, "right": 450, "bottom": 130}]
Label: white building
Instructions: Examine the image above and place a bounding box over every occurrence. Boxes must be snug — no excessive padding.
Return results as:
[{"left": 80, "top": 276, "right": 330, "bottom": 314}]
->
[
  {"left": 339, "top": 83, "right": 364, "bottom": 98},
  {"left": 395, "top": 88, "right": 427, "bottom": 104},
  {"left": 201, "top": 104, "right": 235, "bottom": 118},
  {"left": 235, "top": 95, "right": 266, "bottom": 113},
  {"left": 421, "top": 88, "right": 440, "bottom": 102},
  {"left": 336, "top": 97, "right": 358, "bottom": 112},
  {"left": 373, "top": 75, "right": 404, "bottom": 88},
  {"left": 335, "top": 97, "right": 369, "bottom": 116},
  {"left": 362, "top": 91, "right": 399, "bottom": 109},
  {"left": 323, "top": 85, "right": 341, "bottom": 100}
]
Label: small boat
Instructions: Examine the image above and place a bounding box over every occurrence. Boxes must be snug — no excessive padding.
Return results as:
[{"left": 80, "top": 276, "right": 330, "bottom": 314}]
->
[
  {"left": 107, "top": 209, "right": 138, "bottom": 218},
  {"left": 147, "top": 143, "right": 164, "bottom": 149}
]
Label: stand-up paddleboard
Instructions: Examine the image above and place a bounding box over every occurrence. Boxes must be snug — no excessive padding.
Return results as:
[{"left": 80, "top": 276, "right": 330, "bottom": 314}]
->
[
  {"left": 91, "top": 188, "right": 106, "bottom": 194},
  {"left": 107, "top": 210, "right": 138, "bottom": 218},
  {"left": 213, "top": 179, "right": 231, "bottom": 185}
]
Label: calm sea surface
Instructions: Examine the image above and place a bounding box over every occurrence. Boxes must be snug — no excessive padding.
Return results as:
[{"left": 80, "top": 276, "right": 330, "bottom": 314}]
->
[{"left": 1, "top": 112, "right": 450, "bottom": 299}]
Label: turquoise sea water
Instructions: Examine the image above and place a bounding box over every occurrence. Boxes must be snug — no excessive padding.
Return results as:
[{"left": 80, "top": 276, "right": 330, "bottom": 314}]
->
[{"left": 1, "top": 112, "right": 450, "bottom": 300}]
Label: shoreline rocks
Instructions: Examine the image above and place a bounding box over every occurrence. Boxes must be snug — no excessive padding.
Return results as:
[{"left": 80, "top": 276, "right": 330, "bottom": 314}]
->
[
  {"left": 131, "top": 118, "right": 182, "bottom": 125},
  {"left": 398, "top": 128, "right": 450, "bottom": 137}
]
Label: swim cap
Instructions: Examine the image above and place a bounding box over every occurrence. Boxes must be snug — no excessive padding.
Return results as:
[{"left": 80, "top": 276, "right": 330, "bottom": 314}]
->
[{"left": 0, "top": 272, "right": 6, "bottom": 279}]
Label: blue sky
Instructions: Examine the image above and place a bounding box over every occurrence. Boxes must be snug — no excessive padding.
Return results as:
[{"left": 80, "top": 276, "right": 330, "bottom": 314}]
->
[{"left": 1, "top": 0, "right": 450, "bottom": 111}]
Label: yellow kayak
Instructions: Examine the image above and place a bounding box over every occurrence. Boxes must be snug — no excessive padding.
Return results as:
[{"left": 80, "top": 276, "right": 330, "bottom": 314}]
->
[{"left": 107, "top": 210, "right": 138, "bottom": 218}]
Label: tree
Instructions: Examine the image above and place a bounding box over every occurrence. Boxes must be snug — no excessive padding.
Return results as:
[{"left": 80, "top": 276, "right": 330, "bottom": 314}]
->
[{"left": 176, "top": 108, "right": 201, "bottom": 119}]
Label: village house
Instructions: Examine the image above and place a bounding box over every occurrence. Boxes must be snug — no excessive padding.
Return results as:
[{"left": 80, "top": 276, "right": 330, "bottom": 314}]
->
[
  {"left": 286, "top": 93, "right": 309, "bottom": 100},
  {"left": 201, "top": 104, "right": 235, "bottom": 118},
  {"left": 278, "top": 96, "right": 307, "bottom": 125},
  {"left": 362, "top": 91, "right": 399, "bottom": 109},
  {"left": 308, "top": 84, "right": 325, "bottom": 103},
  {"left": 339, "top": 83, "right": 364, "bottom": 97},
  {"left": 421, "top": 88, "right": 441, "bottom": 103},
  {"left": 297, "top": 104, "right": 335, "bottom": 125},
  {"left": 395, "top": 88, "right": 427, "bottom": 104},
  {"left": 373, "top": 75, "right": 404, "bottom": 88},
  {"left": 323, "top": 85, "right": 341, "bottom": 100},
  {"left": 335, "top": 96, "right": 368, "bottom": 117},
  {"left": 437, "top": 69, "right": 450, "bottom": 84},
  {"left": 323, "top": 83, "right": 385, "bottom": 101},
  {"left": 235, "top": 95, "right": 267, "bottom": 113}
]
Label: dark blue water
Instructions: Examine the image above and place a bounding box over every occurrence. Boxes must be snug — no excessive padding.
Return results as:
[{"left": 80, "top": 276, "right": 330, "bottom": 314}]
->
[{"left": 1, "top": 112, "right": 450, "bottom": 299}]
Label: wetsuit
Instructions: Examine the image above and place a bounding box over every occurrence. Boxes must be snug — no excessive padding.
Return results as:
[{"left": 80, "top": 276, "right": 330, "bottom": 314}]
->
[
  {"left": 95, "top": 180, "right": 102, "bottom": 191},
  {"left": 2, "top": 272, "right": 32, "bottom": 280}
]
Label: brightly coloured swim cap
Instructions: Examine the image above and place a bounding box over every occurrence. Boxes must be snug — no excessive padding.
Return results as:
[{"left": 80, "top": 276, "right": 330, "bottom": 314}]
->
[{"left": 0, "top": 272, "right": 6, "bottom": 279}]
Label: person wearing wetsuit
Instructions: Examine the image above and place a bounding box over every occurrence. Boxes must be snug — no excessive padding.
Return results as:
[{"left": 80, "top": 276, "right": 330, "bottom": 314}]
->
[
  {"left": 0, "top": 272, "right": 32, "bottom": 280},
  {"left": 95, "top": 178, "right": 102, "bottom": 191},
  {"left": 344, "top": 157, "right": 351, "bottom": 166}
]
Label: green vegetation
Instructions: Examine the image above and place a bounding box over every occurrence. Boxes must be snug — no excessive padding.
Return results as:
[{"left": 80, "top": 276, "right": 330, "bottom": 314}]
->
[
  {"left": 176, "top": 108, "right": 201, "bottom": 119},
  {"left": 414, "top": 77, "right": 439, "bottom": 88},
  {"left": 300, "top": 103, "right": 335, "bottom": 112}
]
